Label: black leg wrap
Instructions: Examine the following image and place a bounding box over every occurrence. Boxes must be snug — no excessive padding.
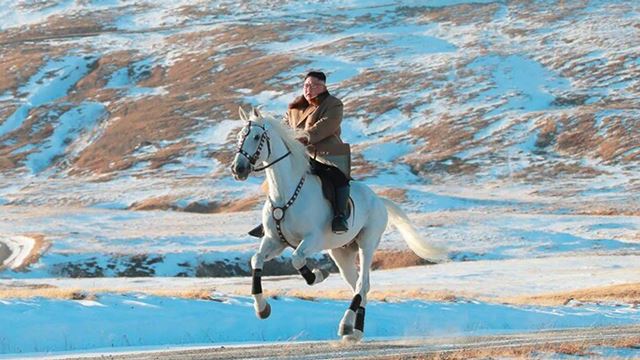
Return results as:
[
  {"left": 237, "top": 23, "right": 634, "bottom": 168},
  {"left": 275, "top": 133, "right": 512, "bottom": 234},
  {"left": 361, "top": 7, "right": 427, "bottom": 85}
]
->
[
  {"left": 349, "top": 294, "right": 362, "bottom": 312},
  {"left": 355, "top": 307, "right": 365, "bottom": 332},
  {"left": 252, "top": 269, "right": 262, "bottom": 295},
  {"left": 298, "top": 265, "right": 316, "bottom": 285}
]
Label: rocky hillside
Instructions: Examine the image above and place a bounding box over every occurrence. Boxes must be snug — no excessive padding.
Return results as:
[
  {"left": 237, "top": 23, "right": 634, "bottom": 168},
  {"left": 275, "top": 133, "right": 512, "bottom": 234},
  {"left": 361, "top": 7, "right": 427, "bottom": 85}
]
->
[{"left": 0, "top": 0, "right": 638, "bottom": 207}]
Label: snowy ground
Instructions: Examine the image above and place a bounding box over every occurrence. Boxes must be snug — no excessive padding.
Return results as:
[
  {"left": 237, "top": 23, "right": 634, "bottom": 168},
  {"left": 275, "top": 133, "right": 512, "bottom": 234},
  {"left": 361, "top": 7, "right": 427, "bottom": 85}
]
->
[
  {"left": 1, "top": 182, "right": 639, "bottom": 278},
  {"left": 1, "top": 293, "right": 639, "bottom": 355},
  {"left": 1, "top": 182, "right": 639, "bottom": 356}
]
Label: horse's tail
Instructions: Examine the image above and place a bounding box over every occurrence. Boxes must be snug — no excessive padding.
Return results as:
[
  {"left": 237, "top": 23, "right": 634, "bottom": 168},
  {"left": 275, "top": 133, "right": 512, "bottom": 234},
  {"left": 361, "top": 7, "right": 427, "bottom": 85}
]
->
[{"left": 381, "top": 198, "right": 448, "bottom": 262}]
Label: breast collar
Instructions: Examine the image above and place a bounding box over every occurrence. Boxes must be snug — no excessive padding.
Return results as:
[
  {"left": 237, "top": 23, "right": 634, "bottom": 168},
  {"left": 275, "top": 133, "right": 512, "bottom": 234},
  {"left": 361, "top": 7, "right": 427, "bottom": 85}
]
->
[{"left": 269, "top": 174, "right": 305, "bottom": 248}]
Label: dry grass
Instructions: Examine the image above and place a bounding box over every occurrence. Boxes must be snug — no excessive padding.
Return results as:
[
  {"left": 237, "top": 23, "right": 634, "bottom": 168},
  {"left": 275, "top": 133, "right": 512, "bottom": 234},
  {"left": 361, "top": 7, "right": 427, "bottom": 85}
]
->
[
  {"left": 534, "top": 118, "right": 557, "bottom": 149},
  {"left": 375, "top": 188, "right": 408, "bottom": 203},
  {"left": 513, "top": 161, "right": 606, "bottom": 182},
  {"left": 0, "top": 13, "right": 110, "bottom": 46},
  {"left": 128, "top": 196, "right": 175, "bottom": 211},
  {"left": 4, "top": 282, "right": 640, "bottom": 308},
  {"left": 69, "top": 50, "right": 138, "bottom": 102},
  {"left": 0, "top": 287, "right": 93, "bottom": 300},
  {"left": 0, "top": 282, "right": 463, "bottom": 303},
  {"left": 70, "top": 23, "right": 300, "bottom": 175},
  {"left": 573, "top": 206, "right": 640, "bottom": 216},
  {"left": 508, "top": 0, "right": 590, "bottom": 25},
  {"left": 556, "top": 113, "right": 599, "bottom": 156},
  {"left": 145, "top": 289, "right": 216, "bottom": 300},
  {"left": 407, "top": 3, "right": 501, "bottom": 26},
  {"left": 392, "top": 335, "right": 640, "bottom": 359},
  {"left": 0, "top": 105, "right": 70, "bottom": 170},
  {"left": 351, "top": 153, "right": 379, "bottom": 178},
  {"left": 71, "top": 95, "right": 196, "bottom": 173},
  {"left": 129, "top": 195, "right": 261, "bottom": 213},
  {"left": 0, "top": 286, "right": 217, "bottom": 301},
  {"left": 405, "top": 116, "right": 475, "bottom": 171},
  {"left": 372, "top": 250, "right": 433, "bottom": 270},
  {"left": 272, "top": 282, "right": 640, "bottom": 308},
  {"left": 610, "top": 336, "right": 640, "bottom": 349},
  {"left": 279, "top": 289, "right": 460, "bottom": 303},
  {"left": 341, "top": 68, "right": 433, "bottom": 124},
  {"left": 0, "top": 45, "right": 60, "bottom": 95},
  {"left": 597, "top": 120, "right": 639, "bottom": 161},
  {"left": 498, "top": 283, "right": 640, "bottom": 306},
  {"left": 183, "top": 196, "right": 262, "bottom": 214}
]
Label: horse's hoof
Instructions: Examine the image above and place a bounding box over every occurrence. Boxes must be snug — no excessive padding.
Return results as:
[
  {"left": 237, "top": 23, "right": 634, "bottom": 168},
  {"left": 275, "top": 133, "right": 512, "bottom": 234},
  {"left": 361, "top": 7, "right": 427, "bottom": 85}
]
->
[
  {"left": 338, "top": 324, "right": 353, "bottom": 336},
  {"left": 341, "top": 330, "right": 363, "bottom": 343},
  {"left": 256, "top": 302, "right": 271, "bottom": 319},
  {"left": 311, "top": 268, "right": 330, "bottom": 285}
]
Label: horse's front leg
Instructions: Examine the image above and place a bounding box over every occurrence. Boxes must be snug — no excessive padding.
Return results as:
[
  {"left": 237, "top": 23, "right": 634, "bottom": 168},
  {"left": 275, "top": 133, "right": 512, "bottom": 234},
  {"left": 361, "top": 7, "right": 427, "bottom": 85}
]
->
[
  {"left": 251, "top": 236, "right": 287, "bottom": 319},
  {"left": 291, "top": 236, "right": 329, "bottom": 286}
]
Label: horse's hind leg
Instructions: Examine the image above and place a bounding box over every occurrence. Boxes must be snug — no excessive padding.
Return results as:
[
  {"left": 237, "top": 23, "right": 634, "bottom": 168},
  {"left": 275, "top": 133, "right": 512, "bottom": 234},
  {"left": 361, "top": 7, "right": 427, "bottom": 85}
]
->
[
  {"left": 251, "top": 237, "right": 287, "bottom": 319},
  {"left": 342, "top": 226, "right": 383, "bottom": 342},
  {"left": 330, "top": 244, "right": 360, "bottom": 336},
  {"left": 329, "top": 243, "right": 358, "bottom": 291}
]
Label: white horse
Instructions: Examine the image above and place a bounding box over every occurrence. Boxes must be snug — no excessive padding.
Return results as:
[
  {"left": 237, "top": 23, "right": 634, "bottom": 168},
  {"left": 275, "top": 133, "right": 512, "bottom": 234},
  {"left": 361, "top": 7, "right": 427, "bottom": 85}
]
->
[{"left": 230, "top": 106, "right": 446, "bottom": 342}]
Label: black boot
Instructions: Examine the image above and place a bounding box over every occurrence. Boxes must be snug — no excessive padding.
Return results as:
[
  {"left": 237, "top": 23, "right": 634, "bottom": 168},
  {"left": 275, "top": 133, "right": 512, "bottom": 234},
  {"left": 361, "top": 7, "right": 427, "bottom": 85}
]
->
[
  {"left": 332, "top": 185, "right": 349, "bottom": 234},
  {"left": 248, "top": 224, "right": 264, "bottom": 238}
]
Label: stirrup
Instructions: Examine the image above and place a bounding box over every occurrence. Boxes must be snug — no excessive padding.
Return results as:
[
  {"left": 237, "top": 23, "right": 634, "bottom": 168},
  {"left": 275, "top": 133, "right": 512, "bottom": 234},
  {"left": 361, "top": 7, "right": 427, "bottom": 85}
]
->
[{"left": 249, "top": 224, "right": 264, "bottom": 238}]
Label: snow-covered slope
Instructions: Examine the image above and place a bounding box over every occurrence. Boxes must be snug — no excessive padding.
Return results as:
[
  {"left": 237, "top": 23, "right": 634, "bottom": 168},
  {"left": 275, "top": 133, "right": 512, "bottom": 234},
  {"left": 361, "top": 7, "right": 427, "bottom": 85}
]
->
[{"left": 0, "top": 0, "right": 638, "bottom": 190}]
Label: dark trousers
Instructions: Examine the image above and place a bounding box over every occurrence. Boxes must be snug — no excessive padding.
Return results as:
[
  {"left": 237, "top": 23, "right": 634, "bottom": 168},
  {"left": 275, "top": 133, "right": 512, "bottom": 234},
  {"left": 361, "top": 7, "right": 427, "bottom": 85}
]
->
[{"left": 309, "top": 159, "right": 349, "bottom": 187}]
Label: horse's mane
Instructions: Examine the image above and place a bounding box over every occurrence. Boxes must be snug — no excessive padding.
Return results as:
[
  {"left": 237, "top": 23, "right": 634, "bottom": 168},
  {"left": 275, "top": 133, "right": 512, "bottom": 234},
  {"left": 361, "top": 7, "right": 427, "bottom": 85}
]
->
[{"left": 257, "top": 113, "right": 309, "bottom": 176}]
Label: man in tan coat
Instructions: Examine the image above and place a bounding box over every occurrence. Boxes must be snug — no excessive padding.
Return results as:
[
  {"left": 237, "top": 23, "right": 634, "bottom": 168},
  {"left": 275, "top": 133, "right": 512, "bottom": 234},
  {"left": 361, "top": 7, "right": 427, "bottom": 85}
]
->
[
  {"left": 289, "top": 71, "right": 351, "bottom": 233},
  {"left": 249, "top": 71, "right": 351, "bottom": 237}
]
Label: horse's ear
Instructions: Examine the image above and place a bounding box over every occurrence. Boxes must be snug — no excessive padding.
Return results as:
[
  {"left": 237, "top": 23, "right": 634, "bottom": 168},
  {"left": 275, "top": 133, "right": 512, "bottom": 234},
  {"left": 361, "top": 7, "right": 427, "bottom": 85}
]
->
[
  {"left": 238, "top": 106, "right": 248, "bottom": 121},
  {"left": 252, "top": 106, "right": 262, "bottom": 119}
]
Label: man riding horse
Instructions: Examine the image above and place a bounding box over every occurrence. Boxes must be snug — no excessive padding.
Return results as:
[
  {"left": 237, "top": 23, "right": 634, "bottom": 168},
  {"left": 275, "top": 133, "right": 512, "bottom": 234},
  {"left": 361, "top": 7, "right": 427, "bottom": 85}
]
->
[
  {"left": 249, "top": 71, "right": 351, "bottom": 237},
  {"left": 232, "top": 86, "right": 446, "bottom": 342}
]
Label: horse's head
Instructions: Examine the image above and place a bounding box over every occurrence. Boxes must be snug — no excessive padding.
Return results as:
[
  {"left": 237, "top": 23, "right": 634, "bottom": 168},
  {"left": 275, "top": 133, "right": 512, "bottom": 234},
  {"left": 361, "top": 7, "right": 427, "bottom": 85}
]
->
[{"left": 231, "top": 106, "right": 270, "bottom": 180}]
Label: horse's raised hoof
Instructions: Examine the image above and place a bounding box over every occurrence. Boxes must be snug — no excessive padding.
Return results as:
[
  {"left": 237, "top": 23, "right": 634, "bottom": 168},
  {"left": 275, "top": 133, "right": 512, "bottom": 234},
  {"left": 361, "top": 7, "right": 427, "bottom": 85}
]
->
[
  {"left": 341, "top": 330, "right": 363, "bottom": 343},
  {"left": 256, "top": 302, "right": 271, "bottom": 319},
  {"left": 311, "top": 268, "right": 330, "bottom": 285}
]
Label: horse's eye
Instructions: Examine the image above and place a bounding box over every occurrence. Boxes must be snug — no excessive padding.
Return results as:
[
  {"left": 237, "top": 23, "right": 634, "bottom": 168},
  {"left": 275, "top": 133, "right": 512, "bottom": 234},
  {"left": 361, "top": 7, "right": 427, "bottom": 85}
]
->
[{"left": 253, "top": 134, "right": 261, "bottom": 141}]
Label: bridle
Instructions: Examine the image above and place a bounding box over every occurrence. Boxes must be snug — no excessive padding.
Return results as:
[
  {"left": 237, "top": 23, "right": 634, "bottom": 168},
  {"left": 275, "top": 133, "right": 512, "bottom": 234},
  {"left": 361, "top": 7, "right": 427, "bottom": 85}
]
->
[
  {"left": 235, "top": 121, "right": 291, "bottom": 172},
  {"left": 234, "top": 119, "right": 305, "bottom": 248}
]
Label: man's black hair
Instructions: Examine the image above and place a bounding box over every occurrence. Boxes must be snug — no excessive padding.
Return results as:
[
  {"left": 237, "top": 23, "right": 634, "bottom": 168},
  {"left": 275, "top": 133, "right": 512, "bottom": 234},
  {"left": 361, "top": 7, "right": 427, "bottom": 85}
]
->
[{"left": 305, "top": 71, "right": 326, "bottom": 83}]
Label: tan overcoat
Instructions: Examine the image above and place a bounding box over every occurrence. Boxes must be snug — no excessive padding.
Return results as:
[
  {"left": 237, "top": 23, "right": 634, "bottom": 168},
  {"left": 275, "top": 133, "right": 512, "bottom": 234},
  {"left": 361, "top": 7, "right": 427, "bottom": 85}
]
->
[{"left": 286, "top": 91, "right": 351, "bottom": 177}]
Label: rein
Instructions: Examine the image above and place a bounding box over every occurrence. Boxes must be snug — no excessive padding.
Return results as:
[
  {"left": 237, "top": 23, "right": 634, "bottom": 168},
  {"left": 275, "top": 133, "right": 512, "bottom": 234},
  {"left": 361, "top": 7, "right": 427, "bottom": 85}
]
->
[{"left": 253, "top": 150, "right": 291, "bottom": 171}]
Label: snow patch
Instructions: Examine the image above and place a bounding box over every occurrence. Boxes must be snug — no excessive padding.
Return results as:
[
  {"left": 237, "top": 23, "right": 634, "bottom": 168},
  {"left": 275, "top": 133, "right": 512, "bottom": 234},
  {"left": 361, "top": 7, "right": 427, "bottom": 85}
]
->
[
  {"left": 25, "top": 102, "right": 107, "bottom": 174},
  {"left": 0, "top": 56, "right": 97, "bottom": 138},
  {"left": 0, "top": 236, "right": 36, "bottom": 271}
]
